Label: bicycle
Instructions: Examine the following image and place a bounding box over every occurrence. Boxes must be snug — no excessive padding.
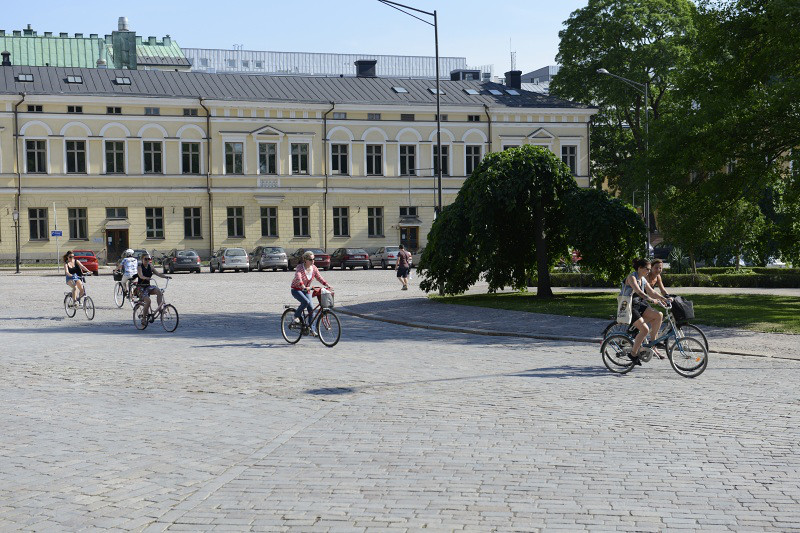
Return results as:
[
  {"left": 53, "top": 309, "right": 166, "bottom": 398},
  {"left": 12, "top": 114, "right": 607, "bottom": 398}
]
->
[
  {"left": 64, "top": 277, "right": 95, "bottom": 320},
  {"left": 132, "top": 279, "right": 179, "bottom": 332},
  {"left": 281, "top": 286, "right": 340, "bottom": 347},
  {"left": 600, "top": 302, "right": 708, "bottom": 378},
  {"left": 602, "top": 315, "right": 708, "bottom": 352},
  {"left": 113, "top": 270, "right": 141, "bottom": 309}
]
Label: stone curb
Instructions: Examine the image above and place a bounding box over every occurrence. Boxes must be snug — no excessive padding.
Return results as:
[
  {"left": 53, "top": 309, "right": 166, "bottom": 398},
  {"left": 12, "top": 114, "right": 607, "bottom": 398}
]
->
[{"left": 337, "top": 307, "right": 800, "bottom": 362}]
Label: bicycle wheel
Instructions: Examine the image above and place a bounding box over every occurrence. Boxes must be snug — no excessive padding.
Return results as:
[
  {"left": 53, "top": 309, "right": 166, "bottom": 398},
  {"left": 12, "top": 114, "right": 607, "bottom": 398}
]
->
[
  {"left": 64, "top": 294, "right": 76, "bottom": 318},
  {"left": 602, "top": 321, "right": 630, "bottom": 338},
  {"left": 281, "top": 308, "right": 302, "bottom": 344},
  {"left": 600, "top": 333, "right": 636, "bottom": 374},
  {"left": 160, "top": 304, "right": 179, "bottom": 332},
  {"left": 669, "top": 337, "right": 708, "bottom": 378},
  {"left": 133, "top": 303, "right": 149, "bottom": 330},
  {"left": 669, "top": 323, "right": 709, "bottom": 352},
  {"left": 316, "top": 309, "right": 341, "bottom": 347},
  {"left": 83, "top": 296, "right": 95, "bottom": 320},
  {"left": 114, "top": 282, "right": 125, "bottom": 308}
]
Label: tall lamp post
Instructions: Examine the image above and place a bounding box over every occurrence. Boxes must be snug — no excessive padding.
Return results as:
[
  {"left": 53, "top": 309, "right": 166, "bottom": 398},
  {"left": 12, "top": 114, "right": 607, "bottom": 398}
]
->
[
  {"left": 11, "top": 208, "right": 20, "bottom": 273},
  {"left": 597, "top": 68, "right": 651, "bottom": 256},
  {"left": 377, "top": 0, "right": 443, "bottom": 216}
]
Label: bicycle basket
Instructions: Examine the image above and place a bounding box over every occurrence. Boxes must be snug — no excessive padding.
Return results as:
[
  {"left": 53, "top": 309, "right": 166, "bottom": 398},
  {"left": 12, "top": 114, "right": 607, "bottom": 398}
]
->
[
  {"left": 112, "top": 270, "right": 123, "bottom": 282},
  {"left": 320, "top": 289, "right": 334, "bottom": 309},
  {"left": 671, "top": 296, "right": 695, "bottom": 324}
]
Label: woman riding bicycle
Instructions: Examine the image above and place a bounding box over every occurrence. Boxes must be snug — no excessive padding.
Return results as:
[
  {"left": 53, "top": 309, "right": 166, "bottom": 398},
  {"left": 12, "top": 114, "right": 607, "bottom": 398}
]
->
[
  {"left": 291, "top": 251, "right": 331, "bottom": 329},
  {"left": 63, "top": 250, "right": 91, "bottom": 303},
  {"left": 622, "top": 258, "right": 669, "bottom": 362},
  {"left": 137, "top": 254, "right": 170, "bottom": 312},
  {"left": 646, "top": 258, "right": 670, "bottom": 298}
]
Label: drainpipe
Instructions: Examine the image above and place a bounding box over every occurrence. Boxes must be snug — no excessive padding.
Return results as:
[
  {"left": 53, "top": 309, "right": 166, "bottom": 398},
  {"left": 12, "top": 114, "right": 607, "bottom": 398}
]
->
[
  {"left": 587, "top": 115, "right": 595, "bottom": 189},
  {"left": 199, "top": 98, "right": 214, "bottom": 256},
  {"left": 322, "top": 101, "right": 335, "bottom": 252},
  {"left": 483, "top": 104, "right": 492, "bottom": 153},
  {"left": 13, "top": 93, "right": 26, "bottom": 274}
]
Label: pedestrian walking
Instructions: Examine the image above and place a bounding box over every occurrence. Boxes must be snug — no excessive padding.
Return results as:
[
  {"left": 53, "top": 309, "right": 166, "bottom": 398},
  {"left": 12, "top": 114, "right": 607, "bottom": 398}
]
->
[{"left": 395, "top": 244, "right": 412, "bottom": 290}]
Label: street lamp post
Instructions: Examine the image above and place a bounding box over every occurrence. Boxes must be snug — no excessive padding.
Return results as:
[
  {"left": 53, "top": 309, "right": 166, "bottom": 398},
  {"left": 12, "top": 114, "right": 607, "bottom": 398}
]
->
[
  {"left": 597, "top": 68, "right": 651, "bottom": 256},
  {"left": 377, "top": 0, "right": 443, "bottom": 216},
  {"left": 11, "top": 208, "right": 20, "bottom": 273}
]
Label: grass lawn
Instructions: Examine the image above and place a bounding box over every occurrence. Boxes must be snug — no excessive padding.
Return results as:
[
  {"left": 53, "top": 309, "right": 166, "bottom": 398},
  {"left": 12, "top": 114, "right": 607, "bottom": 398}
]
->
[{"left": 432, "top": 292, "right": 800, "bottom": 334}]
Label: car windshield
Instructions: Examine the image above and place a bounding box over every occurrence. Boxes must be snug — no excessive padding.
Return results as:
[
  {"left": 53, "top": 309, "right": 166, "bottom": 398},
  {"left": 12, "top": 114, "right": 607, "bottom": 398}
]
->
[
  {"left": 266, "top": 247, "right": 284, "bottom": 254},
  {"left": 226, "top": 249, "right": 247, "bottom": 256},
  {"left": 385, "top": 247, "right": 399, "bottom": 253},
  {"left": 177, "top": 251, "right": 197, "bottom": 257},
  {"left": 75, "top": 251, "right": 95, "bottom": 257},
  {"left": 307, "top": 249, "right": 325, "bottom": 255},
  {"left": 346, "top": 249, "right": 367, "bottom": 254}
]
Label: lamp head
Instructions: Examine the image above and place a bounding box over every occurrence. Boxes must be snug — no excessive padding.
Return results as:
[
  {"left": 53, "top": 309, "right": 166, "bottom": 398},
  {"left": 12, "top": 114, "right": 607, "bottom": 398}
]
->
[
  {"left": 597, "top": 68, "right": 610, "bottom": 75},
  {"left": 11, "top": 209, "right": 19, "bottom": 221}
]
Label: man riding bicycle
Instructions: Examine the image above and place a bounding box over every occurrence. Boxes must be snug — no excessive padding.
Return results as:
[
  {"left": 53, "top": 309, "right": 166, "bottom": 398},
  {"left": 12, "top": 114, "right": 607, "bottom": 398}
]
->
[
  {"left": 290, "top": 250, "right": 332, "bottom": 333},
  {"left": 137, "top": 254, "right": 170, "bottom": 314},
  {"left": 118, "top": 249, "right": 138, "bottom": 296}
]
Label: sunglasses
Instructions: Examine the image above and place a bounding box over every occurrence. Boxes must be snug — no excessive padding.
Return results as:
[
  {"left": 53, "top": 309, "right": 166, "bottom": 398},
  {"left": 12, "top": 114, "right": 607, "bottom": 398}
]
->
[
  {"left": 68, "top": 255, "right": 74, "bottom": 258},
  {"left": 143, "top": 257, "right": 151, "bottom": 261}
]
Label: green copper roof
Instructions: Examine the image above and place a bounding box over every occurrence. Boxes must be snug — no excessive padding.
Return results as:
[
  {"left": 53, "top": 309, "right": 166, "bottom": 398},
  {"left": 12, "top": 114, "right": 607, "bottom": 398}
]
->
[{"left": 0, "top": 34, "right": 110, "bottom": 68}]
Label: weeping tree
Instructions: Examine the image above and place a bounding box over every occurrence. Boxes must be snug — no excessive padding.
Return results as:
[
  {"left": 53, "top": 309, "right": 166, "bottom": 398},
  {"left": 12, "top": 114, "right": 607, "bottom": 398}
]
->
[{"left": 418, "top": 146, "right": 645, "bottom": 297}]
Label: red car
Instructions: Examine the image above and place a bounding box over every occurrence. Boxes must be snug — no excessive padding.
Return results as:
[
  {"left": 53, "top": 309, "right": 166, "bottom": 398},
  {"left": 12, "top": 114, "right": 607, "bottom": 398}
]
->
[
  {"left": 72, "top": 249, "right": 99, "bottom": 275},
  {"left": 288, "top": 248, "right": 331, "bottom": 270}
]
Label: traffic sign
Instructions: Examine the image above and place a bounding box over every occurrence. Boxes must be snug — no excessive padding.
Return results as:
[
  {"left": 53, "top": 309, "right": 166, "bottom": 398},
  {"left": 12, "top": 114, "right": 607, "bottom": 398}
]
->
[{"left": 51, "top": 230, "right": 63, "bottom": 237}]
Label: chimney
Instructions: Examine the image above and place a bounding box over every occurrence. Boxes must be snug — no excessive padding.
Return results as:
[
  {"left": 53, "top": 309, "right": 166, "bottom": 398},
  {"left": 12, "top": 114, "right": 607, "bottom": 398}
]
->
[
  {"left": 118, "top": 17, "right": 129, "bottom": 31},
  {"left": 44, "top": 32, "right": 53, "bottom": 37},
  {"left": 148, "top": 36, "right": 157, "bottom": 45},
  {"left": 163, "top": 35, "right": 171, "bottom": 46},
  {"left": 1, "top": 51, "right": 11, "bottom": 67},
  {"left": 355, "top": 59, "right": 377, "bottom": 78},
  {"left": 24, "top": 24, "right": 34, "bottom": 36},
  {"left": 504, "top": 70, "right": 522, "bottom": 90}
]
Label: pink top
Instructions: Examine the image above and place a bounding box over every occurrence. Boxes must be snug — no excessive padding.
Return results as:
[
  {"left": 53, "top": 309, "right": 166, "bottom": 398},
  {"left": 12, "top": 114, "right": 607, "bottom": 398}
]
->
[{"left": 291, "top": 263, "right": 328, "bottom": 290}]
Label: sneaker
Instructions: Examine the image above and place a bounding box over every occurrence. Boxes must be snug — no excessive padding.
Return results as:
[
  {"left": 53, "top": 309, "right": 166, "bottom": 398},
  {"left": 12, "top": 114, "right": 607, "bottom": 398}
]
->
[{"left": 401, "top": 285, "right": 408, "bottom": 290}]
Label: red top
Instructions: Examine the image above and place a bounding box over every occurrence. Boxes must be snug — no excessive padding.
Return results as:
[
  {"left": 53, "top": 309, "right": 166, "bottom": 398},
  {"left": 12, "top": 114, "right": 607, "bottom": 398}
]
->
[{"left": 291, "top": 263, "right": 328, "bottom": 290}]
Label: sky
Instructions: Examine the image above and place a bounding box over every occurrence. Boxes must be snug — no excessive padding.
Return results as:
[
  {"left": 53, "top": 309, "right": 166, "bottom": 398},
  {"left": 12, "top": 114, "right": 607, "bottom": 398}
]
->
[{"left": 1, "top": 0, "right": 589, "bottom": 74}]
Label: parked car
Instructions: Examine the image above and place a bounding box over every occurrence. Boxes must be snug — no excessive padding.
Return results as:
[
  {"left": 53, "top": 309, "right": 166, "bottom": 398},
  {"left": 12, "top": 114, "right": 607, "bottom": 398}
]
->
[
  {"left": 209, "top": 247, "right": 250, "bottom": 273},
  {"left": 652, "top": 245, "right": 673, "bottom": 261},
  {"left": 132, "top": 249, "right": 150, "bottom": 263},
  {"left": 72, "top": 249, "right": 99, "bottom": 275},
  {"left": 330, "top": 248, "right": 370, "bottom": 270},
  {"left": 766, "top": 257, "right": 787, "bottom": 268},
  {"left": 250, "top": 246, "right": 289, "bottom": 271},
  {"left": 288, "top": 248, "right": 331, "bottom": 270},
  {"left": 160, "top": 249, "right": 202, "bottom": 274},
  {"left": 369, "top": 246, "right": 401, "bottom": 269}
]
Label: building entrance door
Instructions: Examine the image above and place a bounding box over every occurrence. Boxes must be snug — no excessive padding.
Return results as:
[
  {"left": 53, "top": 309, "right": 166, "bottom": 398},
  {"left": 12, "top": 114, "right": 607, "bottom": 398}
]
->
[
  {"left": 106, "top": 229, "right": 129, "bottom": 264},
  {"left": 399, "top": 226, "right": 419, "bottom": 252}
]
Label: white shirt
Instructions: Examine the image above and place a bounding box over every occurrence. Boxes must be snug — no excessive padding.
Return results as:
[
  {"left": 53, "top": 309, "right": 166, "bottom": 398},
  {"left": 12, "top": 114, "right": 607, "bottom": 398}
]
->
[{"left": 120, "top": 257, "right": 138, "bottom": 277}]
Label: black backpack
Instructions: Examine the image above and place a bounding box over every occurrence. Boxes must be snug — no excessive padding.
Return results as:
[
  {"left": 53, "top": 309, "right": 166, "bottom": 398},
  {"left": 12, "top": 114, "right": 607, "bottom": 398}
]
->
[{"left": 671, "top": 296, "right": 695, "bottom": 324}]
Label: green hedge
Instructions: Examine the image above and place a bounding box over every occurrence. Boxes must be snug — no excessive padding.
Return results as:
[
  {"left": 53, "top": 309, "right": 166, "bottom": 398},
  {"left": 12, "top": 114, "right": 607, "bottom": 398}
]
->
[
  {"left": 545, "top": 271, "right": 800, "bottom": 288},
  {"left": 695, "top": 267, "right": 800, "bottom": 275}
]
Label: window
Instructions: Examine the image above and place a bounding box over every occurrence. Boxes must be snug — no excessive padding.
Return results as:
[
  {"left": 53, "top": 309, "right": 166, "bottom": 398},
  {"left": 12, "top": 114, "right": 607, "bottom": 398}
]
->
[
  {"left": 68, "top": 208, "right": 87, "bottom": 240},
  {"left": 68, "top": 105, "right": 83, "bottom": 114},
  {"left": 428, "top": 88, "right": 445, "bottom": 95},
  {"left": 293, "top": 207, "right": 309, "bottom": 237},
  {"left": 400, "top": 206, "right": 418, "bottom": 217},
  {"left": 226, "top": 207, "right": 244, "bottom": 238},
  {"left": 366, "top": 145, "right": 383, "bottom": 176},
  {"left": 466, "top": 145, "right": 482, "bottom": 175},
  {"left": 113, "top": 77, "right": 131, "bottom": 85},
  {"left": 225, "top": 142, "right": 244, "bottom": 174},
  {"left": 392, "top": 86, "right": 408, "bottom": 94},
  {"left": 255, "top": 61, "right": 264, "bottom": 68},
  {"left": 368, "top": 113, "right": 381, "bottom": 120},
  {"left": 400, "top": 113, "right": 415, "bottom": 121},
  {"left": 65, "top": 140, "right": 86, "bottom": 173},
  {"left": 400, "top": 145, "right": 416, "bottom": 175},
  {"left": 433, "top": 145, "right": 449, "bottom": 176},
  {"left": 25, "top": 140, "right": 47, "bottom": 174},
  {"left": 332, "top": 112, "right": 347, "bottom": 120},
  {"left": 561, "top": 145, "right": 577, "bottom": 175},
  {"left": 291, "top": 143, "right": 309, "bottom": 174},
  {"left": 107, "top": 106, "right": 122, "bottom": 114},
  {"left": 258, "top": 143, "right": 277, "bottom": 174},
  {"left": 199, "top": 58, "right": 209, "bottom": 67},
  {"left": 331, "top": 144, "right": 348, "bottom": 175},
  {"left": 144, "top": 107, "right": 160, "bottom": 116},
  {"left": 145, "top": 207, "right": 164, "bottom": 239},
  {"left": 260, "top": 207, "right": 278, "bottom": 237},
  {"left": 368, "top": 207, "right": 384, "bottom": 237},
  {"left": 28, "top": 208, "right": 48, "bottom": 241},
  {"left": 16, "top": 73, "right": 34, "bottom": 82},
  {"left": 142, "top": 142, "right": 163, "bottom": 174},
  {"left": 332, "top": 207, "right": 349, "bottom": 237},
  {"left": 467, "top": 115, "right": 481, "bottom": 122},
  {"left": 182, "top": 142, "right": 201, "bottom": 174},
  {"left": 506, "top": 89, "right": 520, "bottom": 95},
  {"left": 27, "top": 105, "right": 43, "bottom": 113},
  {"left": 435, "top": 114, "right": 448, "bottom": 121},
  {"left": 105, "top": 141, "right": 125, "bottom": 174},
  {"left": 463, "top": 89, "right": 479, "bottom": 95},
  {"left": 183, "top": 108, "right": 198, "bottom": 116},
  {"left": 184, "top": 207, "right": 202, "bottom": 238},
  {"left": 242, "top": 60, "right": 250, "bottom": 68},
  {"left": 66, "top": 75, "right": 83, "bottom": 84},
  {"left": 106, "top": 207, "right": 127, "bottom": 219},
  {"left": 488, "top": 89, "right": 503, "bottom": 96},
  {"left": 226, "top": 59, "right": 236, "bottom": 68}
]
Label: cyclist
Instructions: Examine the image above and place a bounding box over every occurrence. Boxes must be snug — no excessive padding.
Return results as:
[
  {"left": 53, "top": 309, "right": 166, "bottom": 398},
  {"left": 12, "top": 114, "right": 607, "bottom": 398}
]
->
[
  {"left": 290, "top": 250, "right": 331, "bottom": 331},
  {"left": 621, "top": 258, "right": 669, "bottom": 363},
  {"left": 63, "top": 250, "right": 91, "bottom": 303},
  {"left": 646, "top": 258, "right": 670, "bottom": 298},
  {"left": 118, "top": 249, "right": 138, "bottom": 296},
  {"left": 137, "top": 254, "right": 170, "bottom": 317}
]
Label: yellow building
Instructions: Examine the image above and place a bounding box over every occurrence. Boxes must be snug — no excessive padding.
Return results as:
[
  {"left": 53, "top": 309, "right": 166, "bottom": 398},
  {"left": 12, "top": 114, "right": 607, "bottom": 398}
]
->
[{"left": 0, "top": 65, "right": 597, "bottom": 264}]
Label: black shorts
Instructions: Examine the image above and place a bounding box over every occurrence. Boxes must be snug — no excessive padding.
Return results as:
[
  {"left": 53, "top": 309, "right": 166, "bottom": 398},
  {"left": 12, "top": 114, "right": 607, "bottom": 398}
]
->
[
  {"left": 396, "top": 266, "right": 409, "bottom": 278},
  {"left": 631, "top": 300, "right": 650, "bottom": 323}
]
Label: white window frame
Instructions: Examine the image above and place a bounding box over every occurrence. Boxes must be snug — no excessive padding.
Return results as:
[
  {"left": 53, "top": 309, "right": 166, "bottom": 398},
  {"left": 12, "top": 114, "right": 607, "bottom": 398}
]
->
[
  {"left": 142, "top": 139, "right": 165, "bottom": 175},
  {"left": 180, "top": 141, "right": 204, "bottom": 175},
  {"left": 432, "top": 143, "right": 451, "bottom": 177},
  {"left": 102, "top": 138, "right": 127, "bottom": 175},
  {"left": 464, "top": 144, "right": 483, "bottom": 176},
  {"left": 288, "top": 136, "right": 313, "bottom": 175},
  {"left": 399, "top": 143, "right": 418, "bottom": 176},
  {"left": 257, "top": 141, "right": 281, "bottom": 175},
  {"left": 24, "top": 137, "right": 50, "bottom": 174},
  {"left": 364, "top": 143, "right": 385, "bottom": 176},
  {"left": 221, "top": 137, "right": 247, "bottom": 175},
  {"left": 330, "top": 142, "right": 351, "bottom": 176},
  {"left": 561, "top": 144, "right": 578, "bottom": 175},
  {"left": 332, "top": 206, "right": 350, "bottom": 237},
  {"left": 63, "top": 138, "right": 89, "bottom": 174}
]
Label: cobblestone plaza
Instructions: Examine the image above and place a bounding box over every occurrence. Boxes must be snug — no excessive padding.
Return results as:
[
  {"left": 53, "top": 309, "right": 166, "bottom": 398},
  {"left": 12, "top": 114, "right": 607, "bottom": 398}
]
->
[{"left": 1, "top": 271, "right": 799, "bottom": 531}]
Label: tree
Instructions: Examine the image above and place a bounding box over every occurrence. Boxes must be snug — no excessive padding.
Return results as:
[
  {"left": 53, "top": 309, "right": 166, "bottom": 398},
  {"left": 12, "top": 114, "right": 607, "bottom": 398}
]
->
[{"left": 417, "top": 146, "right": 645, "bottom": 297}]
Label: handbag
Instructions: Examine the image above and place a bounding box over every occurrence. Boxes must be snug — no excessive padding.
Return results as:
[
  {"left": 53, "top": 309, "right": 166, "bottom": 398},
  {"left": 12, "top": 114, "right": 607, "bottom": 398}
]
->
[{"left": 616, "top": 294, "right": 633, "bottom": 324}]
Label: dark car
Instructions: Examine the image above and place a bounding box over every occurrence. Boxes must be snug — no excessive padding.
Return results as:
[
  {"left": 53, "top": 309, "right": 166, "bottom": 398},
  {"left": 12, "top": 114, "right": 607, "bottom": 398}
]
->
[
  {"left": 72, "top": 249, "right": 99, "bottom": 275},
  {"left": 288, "top": 248, "right": 331, "bottom": 270},
  {"left": 250, "top": 246, "right": 289, "bottom": 271},
  {"left": 160, "top": 249, "right": 202, "bottom": 274},
  {"left": 330, "top": 248, "right": 370, "bottom": 270}
]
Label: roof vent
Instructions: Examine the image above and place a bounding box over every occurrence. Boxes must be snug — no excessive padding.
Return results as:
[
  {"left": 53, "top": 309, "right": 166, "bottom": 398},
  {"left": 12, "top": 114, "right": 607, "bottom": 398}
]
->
[
  {"left": 355, "top": 59, "right": 377, "bottom": 78},
  {"left": 44, "top": 32, "right": 53, "bottom": 37},
  {"left": 1, "top": 51, "right": 11, "bottom": 67},
  {"left": 75, "top": 33, "right": 83, "bottom": 38},
  {"left": 24, "top": 24, "right": 34, "bottom": 36},
  {"left": 118, "top": 17, "right": 129, "bottom": 31},
  {"left": 97, "top": 58, "right": 108, "bottom": 69},
  {"left": 148, "top": 36, "right": 157, "bottom": 45},
  {"left": 60, "top": 33, "right": 68, "bottom": 38}
]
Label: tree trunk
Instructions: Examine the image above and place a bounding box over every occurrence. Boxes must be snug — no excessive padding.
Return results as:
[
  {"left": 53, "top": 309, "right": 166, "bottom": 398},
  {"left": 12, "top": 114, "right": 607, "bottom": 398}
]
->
[
  {"left": 689, "top": 250, "right": 697, "bottom": 274},
  {"left": 534, "top": 202, "right": 553, "bottom": 298}
]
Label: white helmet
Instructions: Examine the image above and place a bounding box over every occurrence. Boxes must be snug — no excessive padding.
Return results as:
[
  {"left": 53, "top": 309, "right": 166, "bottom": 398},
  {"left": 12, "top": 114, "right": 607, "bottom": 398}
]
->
[{"left": 124, "top": 249, "right": 134, "bottom": 257}]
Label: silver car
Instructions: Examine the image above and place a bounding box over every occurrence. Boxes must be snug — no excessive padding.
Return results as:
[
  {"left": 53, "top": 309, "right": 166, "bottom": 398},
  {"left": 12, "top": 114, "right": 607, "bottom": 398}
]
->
[
  {"left": 250, "top": 246, "right": 289, "bottom": 271},
  {"left": 369, "top": 246, "right": 401, "bottom": 269},
  {"left": 209, "top": 247, "right": 250, "bottom": 273}
]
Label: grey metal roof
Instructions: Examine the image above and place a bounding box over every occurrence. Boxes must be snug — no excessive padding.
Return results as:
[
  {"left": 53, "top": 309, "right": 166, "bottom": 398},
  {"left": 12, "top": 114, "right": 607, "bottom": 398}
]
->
[{"left": 0, "top": 65, "right": 590, "bottom": 109}]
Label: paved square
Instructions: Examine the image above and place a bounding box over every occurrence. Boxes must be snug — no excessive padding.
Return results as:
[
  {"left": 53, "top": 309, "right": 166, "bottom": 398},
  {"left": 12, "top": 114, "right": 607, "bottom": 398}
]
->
[{"left": 1, "top": 271, "right": 799, "bottom": 531}]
